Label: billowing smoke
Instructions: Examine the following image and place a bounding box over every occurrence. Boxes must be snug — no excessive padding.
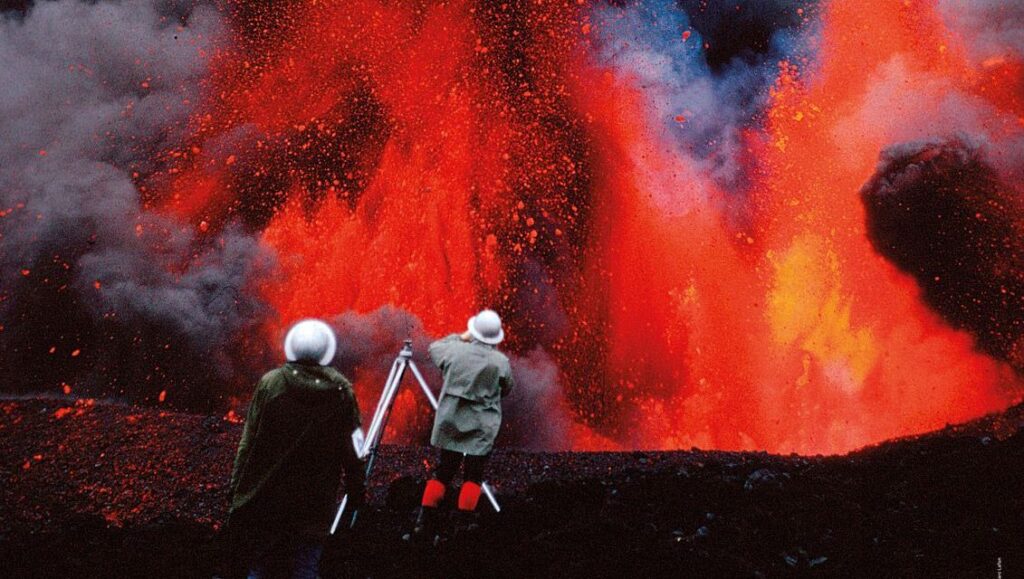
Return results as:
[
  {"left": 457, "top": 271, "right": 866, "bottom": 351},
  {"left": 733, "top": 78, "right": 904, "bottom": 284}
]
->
[
  {"left": 0, "top": 0, "right": 273, "bottom": 408},
  {"left": 503, "top": 347, "right": 571, "bottom": 451},
  {"left": 937, "top": 0, "right": 1024, "bottom": 185},
  {"left": 852, "top": 1, "right": 1024, "bottom": 372},
  {"left": 861, "top": 136, "right": 1024, "bottom": 371},
  {"left": 591, "top": 0, "right": 814, "bottom": 207},
  {"left": 326, "top": 307, "right": 571, "bottom": 451},
  {"left": 938, "top": 0, "right": 1024, "bottom": 65},
  {"left": 329, "top": 306, "right": 434, "bottom": 383}
]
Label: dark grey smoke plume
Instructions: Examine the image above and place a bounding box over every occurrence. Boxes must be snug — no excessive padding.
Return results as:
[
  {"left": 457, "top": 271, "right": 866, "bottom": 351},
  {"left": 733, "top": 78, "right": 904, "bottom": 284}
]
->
[
  {"left": 328, "top": 307, "right": 571, "bottom": 450},
  {"left": 0, "top": 0, "right": 274, "bottom": 408},
  {"left": 851, "top": 0, "right": 1024, "bottom": 376},
  {"left": 860, "top": 136, "right": 1024, "bottom": 372},
  {"left": 503, "top": 347, "right": 571, "bottom": 451},
  {"left": 330, "top": 306, "right": 435, "bottom": 381}
]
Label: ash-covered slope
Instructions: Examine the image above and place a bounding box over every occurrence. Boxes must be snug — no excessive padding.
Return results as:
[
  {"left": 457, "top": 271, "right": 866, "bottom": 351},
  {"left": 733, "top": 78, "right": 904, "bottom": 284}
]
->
[{"left": 0, "top": 397, "right": 1021, "bottom": 578}]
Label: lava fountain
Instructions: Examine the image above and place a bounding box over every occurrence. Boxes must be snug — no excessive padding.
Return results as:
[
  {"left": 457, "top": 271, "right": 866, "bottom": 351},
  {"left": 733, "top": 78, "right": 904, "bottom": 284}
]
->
[
  {"left": 8, "top": 0, "right": 1019, "bottom": 454},
  {"left": 160, "top": 0, "right": 1022, "bottom": 454}
]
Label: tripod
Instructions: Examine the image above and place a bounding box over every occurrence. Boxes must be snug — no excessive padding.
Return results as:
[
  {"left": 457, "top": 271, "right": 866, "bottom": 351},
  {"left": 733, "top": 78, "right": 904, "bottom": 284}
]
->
[{"left": 330, "top": 340, "right": 502, "bottom": 534}]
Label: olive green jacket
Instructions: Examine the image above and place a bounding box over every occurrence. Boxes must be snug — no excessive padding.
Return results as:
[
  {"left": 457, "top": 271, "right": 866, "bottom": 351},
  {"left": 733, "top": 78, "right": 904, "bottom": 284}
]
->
[
  {"left": 229, "top": 363, "right": 364, "bottom": 537},
  {"left": 428, "top": 334, "right": 514, "bottom": 455}
]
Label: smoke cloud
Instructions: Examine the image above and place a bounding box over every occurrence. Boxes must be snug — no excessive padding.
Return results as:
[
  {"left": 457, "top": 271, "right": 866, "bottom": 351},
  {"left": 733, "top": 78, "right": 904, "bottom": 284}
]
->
[
  {"left": 849, "top": 1, "right": 1024, "bottom": 373},
  {"left": 861, "top": 136, "right": 1024, "bottom": 371},
  {"left": 0, "top": 0, "right": 273, "bottom": 407},
  {"left": 939, "top": 0, "right": 1024, "bottom": 64},
  {"left": 591, "top": 0, "right": 814, "bottom": 208},
  {"left": 326, "top": 307, "right": 571, "bottom": 450}
]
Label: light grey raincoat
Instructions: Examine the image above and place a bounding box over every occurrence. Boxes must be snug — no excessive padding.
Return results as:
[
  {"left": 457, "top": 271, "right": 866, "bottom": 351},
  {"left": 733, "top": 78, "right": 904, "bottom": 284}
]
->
[{"left": 428, "top": 334, "right": 514, "bottom": 455}]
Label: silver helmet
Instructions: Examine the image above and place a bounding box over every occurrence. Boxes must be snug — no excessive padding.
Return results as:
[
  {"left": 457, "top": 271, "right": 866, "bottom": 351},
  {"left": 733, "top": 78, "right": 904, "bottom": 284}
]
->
[
  {"left": 467, "top": 309, "right": 504, "bottom": 345},
  {"left": 284, "top": 319, "right": 337, "bottom": 366}
]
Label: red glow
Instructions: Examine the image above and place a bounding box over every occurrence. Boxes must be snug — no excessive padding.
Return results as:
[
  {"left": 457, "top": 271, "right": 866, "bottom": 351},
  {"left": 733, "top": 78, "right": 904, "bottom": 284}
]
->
[
  {"left": 53, "top": 407, "right": 74, "bottom": 420},
  {"left": 154, "top": 0, "right": 1022, "bottom": 454}
]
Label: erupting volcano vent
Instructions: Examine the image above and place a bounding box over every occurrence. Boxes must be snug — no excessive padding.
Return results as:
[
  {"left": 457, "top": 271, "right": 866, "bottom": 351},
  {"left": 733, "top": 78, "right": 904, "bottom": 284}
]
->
[{"left": 2, "top": 0, "right": 1023, "bottom": 454}]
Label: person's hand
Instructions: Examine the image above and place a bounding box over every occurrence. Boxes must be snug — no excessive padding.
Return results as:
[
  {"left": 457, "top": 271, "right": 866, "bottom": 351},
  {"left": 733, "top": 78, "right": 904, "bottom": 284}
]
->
[{"left": 460, "top": 331, "right": 472, "bottom": 342}]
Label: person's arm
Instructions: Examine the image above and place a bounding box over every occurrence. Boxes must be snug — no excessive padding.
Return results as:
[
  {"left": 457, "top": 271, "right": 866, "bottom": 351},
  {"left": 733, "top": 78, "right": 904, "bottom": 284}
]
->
[
  {"left": 428, "top": 334, "right": 463, "bottom": 368},
  {"left": 500, "top": 361, "right": 515, "bottom": 398},
  {"left": 339, "top": 385, "right": 366, "bottom": 506},
  {"left": 230, "top": 381, "right": 266, "bottom": 499}
]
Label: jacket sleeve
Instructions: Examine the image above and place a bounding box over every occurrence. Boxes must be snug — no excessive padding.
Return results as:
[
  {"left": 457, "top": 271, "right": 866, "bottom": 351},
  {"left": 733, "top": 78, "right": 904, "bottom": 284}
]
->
[
  {"left": 500, "top": 360, "right": 515, "bottom": 398},
  {"left": 339, "top": 385, "right": 366, "bottom": 503},
  {"left": 230, "top": 381, "right": 266, "bottom": 500},
  {"left": 428, "top": 334, "right": 462, "bottom": 369}
]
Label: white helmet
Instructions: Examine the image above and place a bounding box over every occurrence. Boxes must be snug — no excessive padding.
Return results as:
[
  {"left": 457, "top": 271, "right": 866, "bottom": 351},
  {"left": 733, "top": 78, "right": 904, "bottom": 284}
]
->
[
  {"left": 467, "top": 309, "right": 504, "bottom": 345},
  {"left": 284, "top": 319, "right": 337, "bottom": 366}
]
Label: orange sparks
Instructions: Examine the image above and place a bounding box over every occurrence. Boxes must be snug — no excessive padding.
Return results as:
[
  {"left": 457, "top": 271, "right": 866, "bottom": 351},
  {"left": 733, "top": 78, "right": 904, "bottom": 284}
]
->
[{"left": 53, "top": 407, "right": 74, "bottom": 420}]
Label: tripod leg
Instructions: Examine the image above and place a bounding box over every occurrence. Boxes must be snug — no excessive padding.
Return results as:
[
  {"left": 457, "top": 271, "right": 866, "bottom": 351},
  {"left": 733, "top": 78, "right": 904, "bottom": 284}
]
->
[
  {"left": 329, "top": 494, "right": 349, "bottom": 535},
  {"left": 481, "top": 481, "right": 501, "bottom": 513},
  {"left": 407, "top": 360, "right": 439, "bottom": 410},
  {"left": 362, "top": 359, "right": 405, "bottom": 458},
  {"left": 371, "top": 357, "right": 402, "bottom": 424},
  {"left": 350, "top": 359, "right": 409, "bottom": 529},
  {"left": 330, "top": 360, "right": 405, "bottom": 535}
]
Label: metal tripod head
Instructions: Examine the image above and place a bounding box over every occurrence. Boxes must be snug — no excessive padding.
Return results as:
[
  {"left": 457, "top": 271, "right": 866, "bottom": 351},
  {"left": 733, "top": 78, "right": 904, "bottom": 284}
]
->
[{"left": 399, "top": 339, "right": 413, "bottom": 358}]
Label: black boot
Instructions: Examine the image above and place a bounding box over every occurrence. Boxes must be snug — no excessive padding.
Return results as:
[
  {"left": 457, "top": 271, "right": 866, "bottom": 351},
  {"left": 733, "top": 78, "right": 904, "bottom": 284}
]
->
[
  {"left": 449, "top": 509, "right": 480, "bottom": 538},
  {"left": 405, "top": 506, "right": 441, "bottom": 545}
]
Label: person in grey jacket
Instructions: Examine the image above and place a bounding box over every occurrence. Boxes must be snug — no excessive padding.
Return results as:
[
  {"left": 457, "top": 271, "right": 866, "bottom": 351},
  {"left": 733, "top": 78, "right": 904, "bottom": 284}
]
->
[{"left": 412, "top": 309, "right": 514, "bottom": 539}]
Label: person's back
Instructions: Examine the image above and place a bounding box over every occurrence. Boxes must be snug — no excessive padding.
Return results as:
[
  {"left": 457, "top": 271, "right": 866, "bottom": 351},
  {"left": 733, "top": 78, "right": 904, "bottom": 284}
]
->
[
  {"left": 229, "top": 319, "right": 364, "bottom": 579},
  {"left": 230, "top": 362, "right": 362, "bottom": 533},
  {"left": 428, "top": 334, "right": 513, "bottom": 456},
  {"left": 411, "top": 309, "right": 514, "bottom": 542}
]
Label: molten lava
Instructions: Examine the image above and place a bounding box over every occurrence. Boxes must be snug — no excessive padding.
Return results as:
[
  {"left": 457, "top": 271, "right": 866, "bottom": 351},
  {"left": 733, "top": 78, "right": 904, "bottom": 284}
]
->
[{"left": 154, "top": 0, "right": 1023, "bottom": 454}]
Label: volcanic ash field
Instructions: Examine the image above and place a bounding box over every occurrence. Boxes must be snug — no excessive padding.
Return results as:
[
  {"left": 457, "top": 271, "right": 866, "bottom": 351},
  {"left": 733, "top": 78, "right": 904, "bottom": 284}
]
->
[{"left": 0, "top": 397, "right": 1021, "bottom": 578}]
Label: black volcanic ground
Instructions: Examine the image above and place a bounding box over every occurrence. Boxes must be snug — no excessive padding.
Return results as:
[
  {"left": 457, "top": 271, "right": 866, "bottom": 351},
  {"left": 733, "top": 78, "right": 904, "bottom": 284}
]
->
[{"left": 1, "top": 397, "right": 1022, "bottom": 578}]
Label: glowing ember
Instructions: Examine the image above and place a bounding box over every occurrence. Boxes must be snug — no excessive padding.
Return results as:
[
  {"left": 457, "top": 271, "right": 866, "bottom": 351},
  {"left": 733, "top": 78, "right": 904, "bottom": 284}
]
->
[{"left": 53, "top": 407, "right": 74, "bottom": 420}]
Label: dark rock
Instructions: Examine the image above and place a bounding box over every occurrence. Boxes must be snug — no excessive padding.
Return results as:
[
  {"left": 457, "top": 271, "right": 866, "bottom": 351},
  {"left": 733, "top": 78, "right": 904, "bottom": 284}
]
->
[
  {"left": 744, "top": 468, "right": 781, "bottom": 491},
  {"left": 0, "top": 397, "right": 1022, "bottom": 578}
]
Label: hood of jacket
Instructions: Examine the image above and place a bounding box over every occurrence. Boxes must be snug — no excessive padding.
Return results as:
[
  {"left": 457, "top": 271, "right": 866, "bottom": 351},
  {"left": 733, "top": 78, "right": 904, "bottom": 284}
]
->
[{"left": 281, "top": 362, "right": 351, "bottom": 403}]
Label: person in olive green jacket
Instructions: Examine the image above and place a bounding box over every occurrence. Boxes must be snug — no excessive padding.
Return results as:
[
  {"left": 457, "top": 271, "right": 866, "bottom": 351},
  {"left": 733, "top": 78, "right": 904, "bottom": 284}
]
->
[
  {"left": 412, "top": 309, "right": 514, "bottom": 539},
  {"left": 228, "top": 319, "right": 365, "bottom": 579}
]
